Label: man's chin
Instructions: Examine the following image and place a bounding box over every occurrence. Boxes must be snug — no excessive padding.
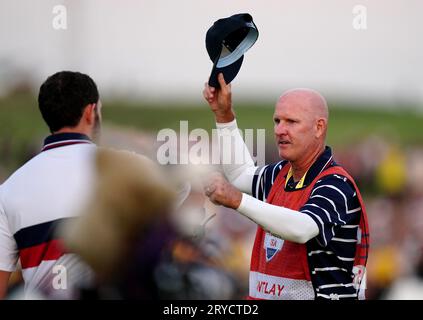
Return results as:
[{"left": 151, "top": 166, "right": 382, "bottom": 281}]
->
[{"left": 278, "top": 149, "right": 293, "bottom": 161}]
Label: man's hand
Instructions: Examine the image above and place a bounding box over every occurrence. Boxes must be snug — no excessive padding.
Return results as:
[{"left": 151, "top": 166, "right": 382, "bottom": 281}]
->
[
  {"left": 203, "top": 172, "right": 242, "bottom": 209},
  {"left": 203, "top": 73, "right": 235, "bottom": 123}
]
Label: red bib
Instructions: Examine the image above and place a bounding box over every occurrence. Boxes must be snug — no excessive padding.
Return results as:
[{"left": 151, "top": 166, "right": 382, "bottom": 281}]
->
[{"left": 248, "top": 165, "right": 369, "bottom": 300}]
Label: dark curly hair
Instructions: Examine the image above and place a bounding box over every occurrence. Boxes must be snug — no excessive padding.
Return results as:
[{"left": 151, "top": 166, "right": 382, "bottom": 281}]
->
[{"left": 38, "top": 71, "right": 99, "bottom": 133}]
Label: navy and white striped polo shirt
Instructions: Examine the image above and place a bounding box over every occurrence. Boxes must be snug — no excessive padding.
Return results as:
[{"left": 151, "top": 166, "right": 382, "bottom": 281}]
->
[{"left": 252, "top": 146, "right": 363, "bottom": 299}]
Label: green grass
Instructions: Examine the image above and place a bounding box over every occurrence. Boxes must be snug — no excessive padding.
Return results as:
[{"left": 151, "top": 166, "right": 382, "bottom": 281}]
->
[
  {"left": 1, "top": 93, "right": 423, "bottom": 173},
  {"left": 103, "top": 100, "right": 423, "bottom": 148},
  {"left": 0, "top": 95, "right": 47, "bottom": 173}
]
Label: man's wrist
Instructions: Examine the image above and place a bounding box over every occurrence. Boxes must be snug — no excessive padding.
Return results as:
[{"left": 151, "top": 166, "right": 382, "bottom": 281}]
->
[
  {"left": 215, "top": 111, "right": 235, "bottom": 123},
  {"left": 230, "top": 190, "right": 243, "bottom": 209}
]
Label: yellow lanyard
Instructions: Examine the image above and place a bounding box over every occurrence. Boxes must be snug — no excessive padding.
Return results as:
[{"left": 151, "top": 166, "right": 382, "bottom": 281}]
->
[{"left": 285, "top": 167, "right": 309, "bottom": 189}]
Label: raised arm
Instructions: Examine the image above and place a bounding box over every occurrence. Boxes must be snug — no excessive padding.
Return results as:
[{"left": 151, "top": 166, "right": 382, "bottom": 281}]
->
[{"left": 203, "top": 73, "right": 258, "bottom": 193}]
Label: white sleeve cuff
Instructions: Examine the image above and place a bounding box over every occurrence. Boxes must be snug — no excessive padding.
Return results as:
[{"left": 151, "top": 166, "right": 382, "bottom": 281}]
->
[
  {"left": 215, "top": 119, "right": 238, "bottom": 130},
  {"left": 237, "top": 193, "right": 319, "bottom": 243}
]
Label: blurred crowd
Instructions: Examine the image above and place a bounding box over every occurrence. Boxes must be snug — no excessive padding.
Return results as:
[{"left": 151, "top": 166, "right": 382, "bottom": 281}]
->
[
  {"left": 335, "top": 136, "right": 423, "bottom": 299},
  {"left": 1, "top": 129, "right": 423, "bottom": 300}
]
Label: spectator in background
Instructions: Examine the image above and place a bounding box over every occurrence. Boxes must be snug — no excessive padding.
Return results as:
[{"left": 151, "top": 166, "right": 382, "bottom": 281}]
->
[{"left": 383, "top": 248, "right": 423, "bottom": 299}]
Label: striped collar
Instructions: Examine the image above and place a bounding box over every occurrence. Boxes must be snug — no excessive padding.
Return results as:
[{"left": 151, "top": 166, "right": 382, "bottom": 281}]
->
[
  {"left": 285, "top": 146, "right": 334, "bottom": 190},
  {"left": 42, "top": 132, "right": 94, "bottom": 152}
]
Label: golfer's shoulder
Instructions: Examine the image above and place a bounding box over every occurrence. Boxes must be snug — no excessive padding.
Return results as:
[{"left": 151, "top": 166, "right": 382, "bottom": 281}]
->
[
  {"left": 259, "top": 160, "right": 289, "bottom": 179},
  {"left": 311, "top": 173, "right": 359, "bottom": 206}
]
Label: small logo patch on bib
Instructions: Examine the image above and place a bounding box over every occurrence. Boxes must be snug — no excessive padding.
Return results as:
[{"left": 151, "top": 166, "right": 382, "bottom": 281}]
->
[{"left": 264, "top": 232, "right": 284, "bottom": 262}]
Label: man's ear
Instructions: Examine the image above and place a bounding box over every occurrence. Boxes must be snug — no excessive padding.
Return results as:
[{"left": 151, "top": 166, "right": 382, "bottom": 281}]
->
[
  {"left": 82, "top": 103, "right": 96, "bottom": 125},
  {"left": 315, "top": 118, "right": 327, "bottom": 138}
]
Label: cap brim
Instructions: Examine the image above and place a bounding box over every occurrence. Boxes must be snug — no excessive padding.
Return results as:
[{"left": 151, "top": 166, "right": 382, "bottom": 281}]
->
[{"left": 208, "top": 55, "right": 244, "bottom": 88}]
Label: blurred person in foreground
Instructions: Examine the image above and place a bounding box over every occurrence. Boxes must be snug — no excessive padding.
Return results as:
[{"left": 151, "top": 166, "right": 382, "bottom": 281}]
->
[
  {"left": 0, "top": 71, "right": 134, "bottom": 299},
  {"left": 59, "top": 147, "right": 176, "bottom": 299},
  {"left": 60, "top": 153, "right": 242, "bottom": 299},
  {"left": 202, "top": 74, "right": 370, "bottom": 300}
]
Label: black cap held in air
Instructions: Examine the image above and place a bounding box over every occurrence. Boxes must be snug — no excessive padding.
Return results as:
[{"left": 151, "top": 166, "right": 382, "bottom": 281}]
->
[{"left": 205, "top": 13, "right": 259, "bottom": 88}]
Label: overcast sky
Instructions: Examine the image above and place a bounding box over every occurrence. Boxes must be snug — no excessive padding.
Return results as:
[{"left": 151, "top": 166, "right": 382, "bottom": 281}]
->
[{"left": 0, "top": 0, "right": 422, "bottom": 107}]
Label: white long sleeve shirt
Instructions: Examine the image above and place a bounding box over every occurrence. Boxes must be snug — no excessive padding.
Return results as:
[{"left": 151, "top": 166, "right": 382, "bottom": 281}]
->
[{"left": 216, "top": 119, "right": 319, "bottom": 243}]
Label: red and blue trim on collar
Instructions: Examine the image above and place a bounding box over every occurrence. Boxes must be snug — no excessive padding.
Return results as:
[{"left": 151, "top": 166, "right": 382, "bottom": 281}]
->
[{"left": 42, "top": 133, "right": 94, "bottom": 152}]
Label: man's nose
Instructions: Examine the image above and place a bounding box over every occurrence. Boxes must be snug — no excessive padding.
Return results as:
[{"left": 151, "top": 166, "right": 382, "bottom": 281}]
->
[{"left": 275, "top": 122, "right": 287, "bottom": 136}]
